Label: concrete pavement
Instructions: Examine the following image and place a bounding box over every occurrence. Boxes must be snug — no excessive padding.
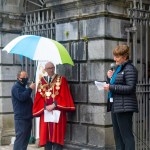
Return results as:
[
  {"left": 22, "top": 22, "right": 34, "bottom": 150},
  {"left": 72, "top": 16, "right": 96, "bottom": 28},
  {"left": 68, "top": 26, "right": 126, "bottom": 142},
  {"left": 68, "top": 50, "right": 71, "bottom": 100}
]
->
[
  {"left": 1, "top": 144, "right": 71, "bottom": 150},
  {"left": 1, "top": 144, "right": 44, "bottom": 150}
]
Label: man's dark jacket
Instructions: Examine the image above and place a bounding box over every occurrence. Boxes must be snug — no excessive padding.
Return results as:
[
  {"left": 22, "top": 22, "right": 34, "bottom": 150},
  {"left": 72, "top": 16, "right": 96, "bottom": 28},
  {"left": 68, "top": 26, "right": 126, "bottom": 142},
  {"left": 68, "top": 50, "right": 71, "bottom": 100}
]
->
[
  {"left": 108, "top": 60, "right": 138, "bottom": 113},
  {"left": 11, "top": 80, "right": 33, "bottom": 120}
]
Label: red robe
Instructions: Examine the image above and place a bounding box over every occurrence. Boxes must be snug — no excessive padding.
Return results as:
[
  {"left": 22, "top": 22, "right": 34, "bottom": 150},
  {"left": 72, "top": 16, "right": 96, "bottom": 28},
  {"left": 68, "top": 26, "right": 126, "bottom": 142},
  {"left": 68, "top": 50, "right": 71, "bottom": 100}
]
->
[{"left": 32, "top": 74, "right": 75, "bottom": 146}]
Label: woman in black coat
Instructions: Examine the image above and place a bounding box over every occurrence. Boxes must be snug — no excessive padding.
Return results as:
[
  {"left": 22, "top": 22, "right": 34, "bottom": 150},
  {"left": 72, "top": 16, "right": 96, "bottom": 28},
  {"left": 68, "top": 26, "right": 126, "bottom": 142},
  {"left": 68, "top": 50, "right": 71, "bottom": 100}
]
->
[{"left": 104, "top": 45, "right": 138, "bottom": 150}]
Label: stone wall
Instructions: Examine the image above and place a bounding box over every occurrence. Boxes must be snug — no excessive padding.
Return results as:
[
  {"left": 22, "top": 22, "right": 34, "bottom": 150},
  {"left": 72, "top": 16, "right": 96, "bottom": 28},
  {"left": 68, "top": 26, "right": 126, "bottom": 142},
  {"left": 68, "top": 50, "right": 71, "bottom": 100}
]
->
[
  {"left": 46, "top": 0, "right": 129, "bottom": 149},
  {"left": 0, "top": 0, "right": 24, "bottom": 145},
  {"left": 0, "top": 0, "right": 130, "bottom": 149}
]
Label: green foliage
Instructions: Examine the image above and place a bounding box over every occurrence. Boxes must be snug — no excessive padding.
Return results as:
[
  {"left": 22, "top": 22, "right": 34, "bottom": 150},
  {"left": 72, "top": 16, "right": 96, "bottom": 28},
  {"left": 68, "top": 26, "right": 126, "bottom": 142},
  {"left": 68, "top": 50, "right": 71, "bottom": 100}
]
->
[
  {"left": 64, "top": 31, "right": 69, "bottom": 38},
  {"left": 82, "top": 36, "right": 89, "bottom": 42}
]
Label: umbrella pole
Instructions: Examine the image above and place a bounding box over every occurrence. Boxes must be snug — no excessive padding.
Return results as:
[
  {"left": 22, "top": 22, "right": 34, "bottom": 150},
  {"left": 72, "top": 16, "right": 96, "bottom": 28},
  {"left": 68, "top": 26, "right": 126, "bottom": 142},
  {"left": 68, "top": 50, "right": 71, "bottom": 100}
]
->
[{"left": 33, "top": 61, "right": 38, "bottom": 83}]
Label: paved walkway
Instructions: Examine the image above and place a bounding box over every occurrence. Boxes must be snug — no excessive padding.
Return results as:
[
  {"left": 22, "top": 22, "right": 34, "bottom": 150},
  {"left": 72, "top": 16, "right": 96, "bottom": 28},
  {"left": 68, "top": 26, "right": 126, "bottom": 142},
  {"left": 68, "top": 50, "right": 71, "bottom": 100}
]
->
[
  {"left": 1, "top": 144, "right": 44, "bottom": 150},
  {"left": 1, "top": 144, "right": 71, "bottom": 150}
]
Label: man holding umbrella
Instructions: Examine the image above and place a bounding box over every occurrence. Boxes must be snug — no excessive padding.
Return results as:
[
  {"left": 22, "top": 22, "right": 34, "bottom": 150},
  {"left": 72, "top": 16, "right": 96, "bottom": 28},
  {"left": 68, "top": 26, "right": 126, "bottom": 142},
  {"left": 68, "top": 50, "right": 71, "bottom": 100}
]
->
[
  {"left": 33, "top": 61, "right": 75, "bottom": 150},
  {"left": 11, "top": 71, "right": 35, "bottom": 150}
]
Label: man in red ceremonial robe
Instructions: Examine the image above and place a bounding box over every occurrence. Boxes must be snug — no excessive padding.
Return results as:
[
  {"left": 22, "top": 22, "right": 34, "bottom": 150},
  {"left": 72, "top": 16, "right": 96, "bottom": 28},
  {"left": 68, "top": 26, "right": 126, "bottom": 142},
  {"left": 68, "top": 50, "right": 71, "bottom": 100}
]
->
[{"left": 33, "top": 61, "right": 75, "bottom": 150}]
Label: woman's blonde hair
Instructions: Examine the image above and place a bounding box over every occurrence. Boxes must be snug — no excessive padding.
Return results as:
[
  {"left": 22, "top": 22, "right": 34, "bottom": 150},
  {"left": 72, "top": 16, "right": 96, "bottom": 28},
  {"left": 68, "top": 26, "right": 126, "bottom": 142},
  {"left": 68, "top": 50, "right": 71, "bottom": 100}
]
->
[{"left": 113, "top": 44, "right": 130, "bottom": 60}]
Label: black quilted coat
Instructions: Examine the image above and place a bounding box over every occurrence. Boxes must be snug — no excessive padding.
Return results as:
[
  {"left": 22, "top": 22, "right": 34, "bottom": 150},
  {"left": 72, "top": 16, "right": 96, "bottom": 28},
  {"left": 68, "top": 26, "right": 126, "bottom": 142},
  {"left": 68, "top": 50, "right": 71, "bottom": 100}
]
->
[{"left": 107, "top": 60, "right": 138, "bottom": 113}]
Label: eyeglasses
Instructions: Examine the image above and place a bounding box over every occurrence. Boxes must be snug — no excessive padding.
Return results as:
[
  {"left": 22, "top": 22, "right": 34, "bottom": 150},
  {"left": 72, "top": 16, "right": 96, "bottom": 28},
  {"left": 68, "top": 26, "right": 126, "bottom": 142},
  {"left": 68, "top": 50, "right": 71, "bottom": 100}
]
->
[{"left": 45, "top": 67, "right": 55, "bottom": 70}]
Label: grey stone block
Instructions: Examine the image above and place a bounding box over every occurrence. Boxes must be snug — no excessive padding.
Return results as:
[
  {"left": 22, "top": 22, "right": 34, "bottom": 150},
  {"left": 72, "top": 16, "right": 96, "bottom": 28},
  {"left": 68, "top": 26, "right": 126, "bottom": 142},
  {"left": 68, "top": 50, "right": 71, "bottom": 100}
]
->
[
  {"left": 80, "top": 63, "right": 88, "bottom": 82},
  {"left": 104, "top": 40, "right": 119, "bottom": 60},
  {"left": 70, "top": 41, "right": 87, "bottom": 61},
  {"left": 0, "top": 130, "right": 1, "bottom": 145},
  {"left": 0, "top": 98, "right": 13, "bottom": 113},
  {"left": 0, "top": 114, "right": 2, "bottom": 129},
  {"left": 13, "top": 55, "right": 27, "bottom": 65},
  {"left": 105, "top": 18, "right": 128, "bottom": 39},
  {"left": 88, "top": 40, "right": 119, "bottom": 60},
  {"left": 80, "top": 62, "right": 106, "bottom": 82},
  {"left": 70, "top": 84, "right": 88, "bottom": 102},
  {"left": 2, "top": 114, "right": 14, "bottom": 129},
  {"left": 79, "top": 17, "right": 105, "bottom": 39},
  {"left": 88, "top": 84, "right": 107, "bottom": 103},
  {"left": 2, "top": 0, "right": 24, "bottom": 13},
  {"left": 79, "top": 17, "right": 128, "bottom": 39},
  {"left": 88, "top": 126, "right": 115, "bottom": 147},
  {"left": 55, "top": 8, "right": 79, "bottom": 20},
  {"left": 1, "top": 33, "right": 20, "bottom": 48},
  {"left": 67, "top": 104, "right": 79, "bottom": 122},
  {"left": 80, "top": 62, "right": 115, "bottom": 82},
  {"left": 0, "top": 114, "right": 15, "bottom": 145},
  {"left": 57, "top": 64, "right": 79, "bottom": 81},
  {"left": 62, "top": 43, "right": 70, "bottom": 53},
  {"left": 107, "top": 2, "right": 126, "bottom": 14},
  {"left": 80, "top": 105, "right": 112, "bottom": 125},
  {"left": 0, "top": 82, "right": 14, "bottom": 96},
  {"left": 87, "top": 62, "right": 103, "bottom": 81},
  {"left": 0, "top": 50, "right": 13, "bottom": 64},
  {"left": 47, "top": 0, "right": 80, "bottom": 19},
  {"left": 88, "top": 40, "right": 105, "bottom": 60},
  {"left": 2, "top": 15, "right": 23, "bottom": 32},
  {"left": 80, "top": 2, "right": 106, "bottom": 15},
  {"left": 72, "top": 124, "right": 87, "bottom": 144},
  {"left": 0, "top": 66, "right": 21, "bottom": 80},
  {"left": 65, "top": 124, "right": 71, "bottom": 141},
  {"left": 0, "top": 33, "right": 22, "bottom": 64},
  {"left": 67, "top": 104, "right": 80, "bottom": 122},
  {"left": 56, "top": 22, "right": 78, "bottom": 41},
  {"left": 88, "top": 126, "right": 105, "bottom": 147},
  {"left": 1, "top": 121, "right": 15, "bottom": 145}
]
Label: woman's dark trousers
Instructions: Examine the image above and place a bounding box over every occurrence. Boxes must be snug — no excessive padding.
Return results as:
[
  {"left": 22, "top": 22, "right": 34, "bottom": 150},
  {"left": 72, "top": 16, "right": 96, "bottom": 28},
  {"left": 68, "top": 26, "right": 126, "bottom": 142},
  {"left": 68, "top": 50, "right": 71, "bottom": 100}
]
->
[
  {"left": 111, "top": 112, "right": 135, "bottom": 150},
  {"left": 13, "top": 119, "right": 32, "bottom": 150}
]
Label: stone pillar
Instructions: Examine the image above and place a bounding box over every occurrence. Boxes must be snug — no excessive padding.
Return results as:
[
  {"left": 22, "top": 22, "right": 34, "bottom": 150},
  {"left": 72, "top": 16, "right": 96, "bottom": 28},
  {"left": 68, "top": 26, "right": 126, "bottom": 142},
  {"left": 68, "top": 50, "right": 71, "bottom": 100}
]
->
[
  {"left": 0, "top": 0, "right": 24, "bottom": 145},
  {"left": 46, "top": 0, "right": 129, "bottom": 149}
]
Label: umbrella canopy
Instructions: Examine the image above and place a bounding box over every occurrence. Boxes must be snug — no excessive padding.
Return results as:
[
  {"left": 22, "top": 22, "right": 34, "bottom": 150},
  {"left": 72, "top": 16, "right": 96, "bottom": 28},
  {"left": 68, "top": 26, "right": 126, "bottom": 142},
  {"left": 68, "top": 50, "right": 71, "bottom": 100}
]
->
[{"left": 2, "top": 35, "right": 74, "bottom": 66}]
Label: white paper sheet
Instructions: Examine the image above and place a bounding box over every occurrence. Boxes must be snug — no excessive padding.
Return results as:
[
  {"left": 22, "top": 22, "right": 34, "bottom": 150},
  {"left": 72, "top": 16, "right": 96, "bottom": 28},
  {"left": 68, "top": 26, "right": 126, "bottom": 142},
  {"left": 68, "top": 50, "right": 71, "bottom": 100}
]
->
[
  {"left": 95, "top": 81, "right": 107, "bottom": 91},
  {"left": 44, "top": 110, "right": 61, "bottom": 123}
]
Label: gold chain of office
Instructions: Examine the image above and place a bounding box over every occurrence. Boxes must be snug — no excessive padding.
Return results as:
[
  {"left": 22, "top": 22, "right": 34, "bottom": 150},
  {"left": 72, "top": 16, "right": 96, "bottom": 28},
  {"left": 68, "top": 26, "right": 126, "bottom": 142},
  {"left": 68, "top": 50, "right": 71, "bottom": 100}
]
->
[{"left": 37, "top": 75, "right": 61, "bottom": 99}]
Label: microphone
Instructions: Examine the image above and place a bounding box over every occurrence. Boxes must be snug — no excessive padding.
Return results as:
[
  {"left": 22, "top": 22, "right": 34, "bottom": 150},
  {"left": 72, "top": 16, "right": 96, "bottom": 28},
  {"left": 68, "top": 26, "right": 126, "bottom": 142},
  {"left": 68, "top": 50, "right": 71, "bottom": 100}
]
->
[{"left": 110, "top": 63, "right": 116, "bottom": 71}]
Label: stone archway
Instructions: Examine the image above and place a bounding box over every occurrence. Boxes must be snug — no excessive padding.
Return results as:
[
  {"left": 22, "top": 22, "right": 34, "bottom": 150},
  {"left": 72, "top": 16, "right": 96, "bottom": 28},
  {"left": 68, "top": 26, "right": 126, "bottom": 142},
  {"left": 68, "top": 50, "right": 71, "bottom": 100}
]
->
[{"left": 24, "top": 0, "right": 46, "bottom": 12}]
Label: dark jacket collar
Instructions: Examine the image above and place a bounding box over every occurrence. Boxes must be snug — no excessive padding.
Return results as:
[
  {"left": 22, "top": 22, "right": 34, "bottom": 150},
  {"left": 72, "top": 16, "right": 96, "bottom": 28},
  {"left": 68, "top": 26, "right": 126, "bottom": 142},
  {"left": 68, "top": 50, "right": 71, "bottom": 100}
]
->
[{"left": 121, "top": 60, "right": 131, "bottom": 67}]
